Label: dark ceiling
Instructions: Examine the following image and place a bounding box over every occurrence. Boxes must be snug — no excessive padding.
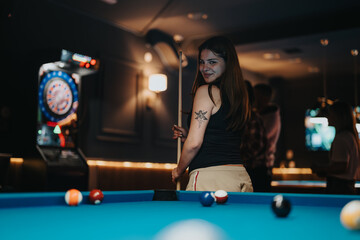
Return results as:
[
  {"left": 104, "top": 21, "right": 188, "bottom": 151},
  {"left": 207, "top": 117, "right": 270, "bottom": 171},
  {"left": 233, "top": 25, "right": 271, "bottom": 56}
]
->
[{"left": 50, "top": 0, "right": 360, "bottom": 80}]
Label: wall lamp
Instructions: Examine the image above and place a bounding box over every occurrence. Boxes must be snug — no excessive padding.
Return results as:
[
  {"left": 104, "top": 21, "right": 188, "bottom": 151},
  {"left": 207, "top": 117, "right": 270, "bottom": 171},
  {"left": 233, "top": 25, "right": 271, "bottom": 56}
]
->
[
  {"left": 146, "top": 73, "right": 167, "bottom": 109},
  {"left": 148, "top": 74, "right": 167, "bottom": 93}
]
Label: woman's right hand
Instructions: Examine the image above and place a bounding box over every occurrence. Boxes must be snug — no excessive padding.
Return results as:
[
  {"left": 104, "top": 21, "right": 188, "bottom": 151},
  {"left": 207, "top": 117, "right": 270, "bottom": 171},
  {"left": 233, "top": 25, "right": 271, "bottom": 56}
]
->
[{"left": 172, "top": 125, "right": 188, "bottom": 142}]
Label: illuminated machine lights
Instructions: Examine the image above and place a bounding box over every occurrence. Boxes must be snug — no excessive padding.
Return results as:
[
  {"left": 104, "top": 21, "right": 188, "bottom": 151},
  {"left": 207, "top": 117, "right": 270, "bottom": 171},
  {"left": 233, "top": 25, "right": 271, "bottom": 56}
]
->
[
  {"left": 38, "top": 71, "right": 79, "bottom": 122},
  {"left": 309, "top": 117, "right": 328, "bottom": 125},
  {"left": 72, "top": 53, "right": 91, "bottom": 63}
]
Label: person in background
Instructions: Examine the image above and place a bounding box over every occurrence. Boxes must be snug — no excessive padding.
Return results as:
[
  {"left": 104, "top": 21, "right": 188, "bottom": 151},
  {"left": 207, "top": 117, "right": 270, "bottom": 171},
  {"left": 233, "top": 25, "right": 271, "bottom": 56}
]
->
[
  {"left": 312, "top": 101, "right": 360, "bottom": 194},
  {"left": 253, "top": 83, "right": 281, "bottom": 186},
  {"left": 241, "top": 81, "right": 269, "bottom": 192},
  {"left": 171, "top": 36, "right": 253, "bottom": 192}
]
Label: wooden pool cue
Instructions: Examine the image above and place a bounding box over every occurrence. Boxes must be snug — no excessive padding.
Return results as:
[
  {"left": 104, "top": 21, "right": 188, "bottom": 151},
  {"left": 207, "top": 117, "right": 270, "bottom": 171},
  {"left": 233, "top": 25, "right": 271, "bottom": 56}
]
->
[{"left": 176, "top": 51, "right": 183, "bottom": 191}]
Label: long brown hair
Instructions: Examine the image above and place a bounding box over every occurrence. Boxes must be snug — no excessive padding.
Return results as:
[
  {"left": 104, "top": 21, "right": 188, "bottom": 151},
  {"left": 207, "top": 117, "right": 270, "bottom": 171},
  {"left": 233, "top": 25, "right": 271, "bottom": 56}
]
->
[
  {"left": 191, "top": 36, "right": 250, "bottom": 131},
  {"left": 329, "top": 101, "right": 360, "bottom": 152}
]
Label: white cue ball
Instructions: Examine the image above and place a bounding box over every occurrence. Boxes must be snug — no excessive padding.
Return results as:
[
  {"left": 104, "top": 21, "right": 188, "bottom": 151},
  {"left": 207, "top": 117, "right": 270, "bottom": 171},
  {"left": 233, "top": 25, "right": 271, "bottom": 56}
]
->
[{"left": 154, "top": 219, "right": 228, "bottom": 240}]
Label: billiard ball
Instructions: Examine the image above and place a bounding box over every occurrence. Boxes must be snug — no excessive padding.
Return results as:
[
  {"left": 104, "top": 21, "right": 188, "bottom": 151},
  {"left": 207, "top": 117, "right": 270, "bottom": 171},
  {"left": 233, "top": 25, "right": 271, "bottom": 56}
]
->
[
  {"left": 271, "top": 194, "right": 291, "bottom": 217},
  {"left": 154, "top": 219, "right": 227, "bottom": 240},
  {"left": 199, "top": 191, "right": 215, "bottom": 207},
  {"left": 214, "top": 190, "right": 228, "bottom": 204},
  {"left": 89, "top": 189, "right": 104, "bottom": 205},
  {"left": 340, "top": 200, "right": 360, "bottom": 230},
  {"left": 65, "top": 189, "right": 83, "bottom": 206}
]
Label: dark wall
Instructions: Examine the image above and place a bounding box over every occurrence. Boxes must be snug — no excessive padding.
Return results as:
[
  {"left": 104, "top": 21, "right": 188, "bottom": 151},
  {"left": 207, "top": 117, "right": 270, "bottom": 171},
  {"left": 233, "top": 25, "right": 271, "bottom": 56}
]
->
[
  {"left": 1, "top": 0, "right": 196, "bottom": 163},
  {"left": 3, "top": 1, "right": 355, "bottom": 167}
]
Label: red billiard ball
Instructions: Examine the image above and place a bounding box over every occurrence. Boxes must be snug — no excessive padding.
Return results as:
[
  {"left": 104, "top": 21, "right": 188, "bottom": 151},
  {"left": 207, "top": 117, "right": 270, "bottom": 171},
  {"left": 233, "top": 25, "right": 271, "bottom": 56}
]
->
[
  {"left": 214, "top": 190, "right": 228, "bottom": 204},
  {"left": 89, "top": 189, "right": 104, "bottom": 205}
]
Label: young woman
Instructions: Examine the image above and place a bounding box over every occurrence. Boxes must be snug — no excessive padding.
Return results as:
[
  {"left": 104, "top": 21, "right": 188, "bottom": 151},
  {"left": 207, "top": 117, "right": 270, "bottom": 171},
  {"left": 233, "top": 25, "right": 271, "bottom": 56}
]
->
[
  {"left": 171, "top": 36, "right": 253, "bottom": 192},
  {"left": 313, "top": 101, "right": 360, "bottom": 194}
]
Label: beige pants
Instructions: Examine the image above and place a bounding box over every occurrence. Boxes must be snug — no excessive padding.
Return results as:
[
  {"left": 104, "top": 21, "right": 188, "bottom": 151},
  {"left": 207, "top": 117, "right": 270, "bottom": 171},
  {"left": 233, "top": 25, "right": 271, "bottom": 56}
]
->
[{"left": 186, "top": 165, "right": 253, "bottom": 192}]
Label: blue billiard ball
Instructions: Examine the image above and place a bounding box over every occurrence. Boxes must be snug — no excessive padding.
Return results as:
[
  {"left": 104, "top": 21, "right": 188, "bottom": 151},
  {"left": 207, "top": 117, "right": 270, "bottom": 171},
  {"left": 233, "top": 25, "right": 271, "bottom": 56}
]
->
[{"left": 200, "top": 191, "right": 215, "bottom": 207}]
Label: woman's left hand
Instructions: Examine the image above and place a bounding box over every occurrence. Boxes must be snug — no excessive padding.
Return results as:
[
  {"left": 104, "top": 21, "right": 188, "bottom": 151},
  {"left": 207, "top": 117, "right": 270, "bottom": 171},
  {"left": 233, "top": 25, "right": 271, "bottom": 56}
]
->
[{"left": 172, "top": 125, "right": 188, "bottom": 142}]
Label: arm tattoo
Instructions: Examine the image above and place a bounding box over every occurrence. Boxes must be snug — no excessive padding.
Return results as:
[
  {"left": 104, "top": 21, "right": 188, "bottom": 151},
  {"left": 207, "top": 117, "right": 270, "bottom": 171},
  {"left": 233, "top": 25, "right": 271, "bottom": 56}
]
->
[{"left": 194, "top": 110, "right": 208, "bottom": 128}]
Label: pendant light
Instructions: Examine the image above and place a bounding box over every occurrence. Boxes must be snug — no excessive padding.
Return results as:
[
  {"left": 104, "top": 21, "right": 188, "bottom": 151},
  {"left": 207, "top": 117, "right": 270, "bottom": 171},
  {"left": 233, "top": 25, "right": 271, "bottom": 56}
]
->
[
  {"left": 351, "top": 49, "right": 360, "bottom": 136},
  {"left": 315, "top": 38, "right": 331, "bottom": 117}
]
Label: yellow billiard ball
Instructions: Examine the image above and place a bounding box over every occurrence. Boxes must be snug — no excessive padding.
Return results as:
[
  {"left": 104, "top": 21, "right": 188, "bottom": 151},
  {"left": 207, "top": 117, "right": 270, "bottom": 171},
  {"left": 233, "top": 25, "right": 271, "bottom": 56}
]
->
[{"left": 340, "top": 200, "right": 360, "bottom": 230}]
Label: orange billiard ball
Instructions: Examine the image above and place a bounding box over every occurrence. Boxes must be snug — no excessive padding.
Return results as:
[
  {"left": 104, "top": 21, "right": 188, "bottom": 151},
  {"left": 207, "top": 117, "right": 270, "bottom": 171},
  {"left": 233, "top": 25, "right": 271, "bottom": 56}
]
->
[
  {"left": 89, "top": 189, "right": 104, "bottom": 205},
  {"left": 65, "top": 189, "right": 83, "bottom": 206}
]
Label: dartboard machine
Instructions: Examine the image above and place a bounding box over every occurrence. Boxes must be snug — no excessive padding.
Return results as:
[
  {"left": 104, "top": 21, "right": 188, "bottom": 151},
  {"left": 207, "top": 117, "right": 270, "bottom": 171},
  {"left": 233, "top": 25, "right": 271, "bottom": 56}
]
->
[{"left": 33, "top": 49, "right": 99, "bottom": 191}]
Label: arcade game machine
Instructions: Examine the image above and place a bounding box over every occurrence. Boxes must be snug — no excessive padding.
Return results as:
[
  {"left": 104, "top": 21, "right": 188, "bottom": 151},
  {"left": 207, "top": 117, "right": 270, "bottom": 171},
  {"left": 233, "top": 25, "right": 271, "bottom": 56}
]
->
[{"left": 26, "top": 50, "right": 99, "bottom": 191}]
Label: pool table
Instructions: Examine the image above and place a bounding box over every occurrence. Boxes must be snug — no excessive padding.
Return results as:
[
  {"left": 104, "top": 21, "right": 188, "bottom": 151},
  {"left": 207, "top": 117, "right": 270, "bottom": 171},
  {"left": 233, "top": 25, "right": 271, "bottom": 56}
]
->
[{"left": 0, "top": 190, "right": 359, "bottom": 239}]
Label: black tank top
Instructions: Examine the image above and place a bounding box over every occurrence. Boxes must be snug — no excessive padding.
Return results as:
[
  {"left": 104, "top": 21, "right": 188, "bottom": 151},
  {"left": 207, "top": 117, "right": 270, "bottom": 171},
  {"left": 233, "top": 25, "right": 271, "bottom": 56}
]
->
[{"left": 188, "top": 102, "right": 244, "bottom": 172}]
